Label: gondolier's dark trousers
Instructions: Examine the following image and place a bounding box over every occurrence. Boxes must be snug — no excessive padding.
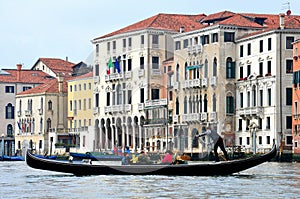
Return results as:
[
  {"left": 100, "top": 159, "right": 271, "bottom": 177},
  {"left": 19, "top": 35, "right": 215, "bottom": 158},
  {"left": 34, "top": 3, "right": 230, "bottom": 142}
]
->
[{"left": 214, "top": 137, "right": 229, "bottom": 162}]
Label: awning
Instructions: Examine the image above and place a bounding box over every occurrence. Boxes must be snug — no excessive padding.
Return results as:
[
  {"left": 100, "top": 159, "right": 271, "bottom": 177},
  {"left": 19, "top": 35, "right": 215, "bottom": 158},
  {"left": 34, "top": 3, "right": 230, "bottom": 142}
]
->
[{"left": 186, "top": 65, "right": 203, "bottom": 70}]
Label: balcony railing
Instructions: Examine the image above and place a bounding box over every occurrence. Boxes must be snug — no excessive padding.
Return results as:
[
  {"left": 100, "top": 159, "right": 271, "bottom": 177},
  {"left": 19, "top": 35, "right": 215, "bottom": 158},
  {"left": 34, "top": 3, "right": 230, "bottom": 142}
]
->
[
  {"left": 210, "top": 112, "right": 217, "bottom": 122},
  {"left": 210, "top": 76, "right": 217, "bottom": 87},
  {"left": 145, "top": 98, "right": 167, "bottom": 108},
  {"left": 138, "top": 103, "right": 144, "bottom": 111},
  {"left": 174, "top": 82, "right": 180, "bottom": 90},
  {"left": 25, "top": 110, "right": 32, "bottom": 116},
  {"left": 104, "top": 104, "right": 132, "bottom": 113},
  {"left": 173, "top": 115, "right": 179, "bottom": 123},
  {"left": 237, "top": 107, "right": 264, "bottom": 117},
  {"left": 182, "top": 113, "right": 202, "bottom": 123}
]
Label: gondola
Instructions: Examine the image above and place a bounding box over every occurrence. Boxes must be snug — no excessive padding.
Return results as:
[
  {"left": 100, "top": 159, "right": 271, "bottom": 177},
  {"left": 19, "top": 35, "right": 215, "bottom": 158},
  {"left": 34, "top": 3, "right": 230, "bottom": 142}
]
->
[
  {"left": 0, "top": 155, "right": 24, "bottom": 161},
  {"left": 26, "top": 144, "right": 277, "bottom": 176}
]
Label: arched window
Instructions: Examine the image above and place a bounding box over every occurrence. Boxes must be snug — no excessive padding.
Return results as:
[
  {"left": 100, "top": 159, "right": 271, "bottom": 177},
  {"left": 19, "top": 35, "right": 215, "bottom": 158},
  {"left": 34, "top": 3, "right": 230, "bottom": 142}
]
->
[
  {"left": 176, "top": 97, "right": 180, "bottom": 115},
  {"left": 46, "top": 118, "right": 51, "bottom": 132},
  {"left": 213, "top": 93, "right": 216, "bottom": 112},
  {"left": 176, "top": 64, "right": 180, "bottom": 82},
  {"left": 7, "top": 124, "right": 13, "bottom": 136},
  {"left": 5, "top": 103, "right": 14, "bottom": 119},
  {"left": 189, "top": 96, "right": 192, "bottom": 114},
  {"left": 226, "top": 57, "right": 235, "bottom": 78},
  {"left": 204, "top": 59, "right": 208, "bottom": 78},
  {"left": 184, "top": 97, "right": 187, "bottom": 114},
  {"left": 226, "top": 93, "right": 234, "bottom": 114},
  {"left": 40, "top": 97, "right": 43, "bottom": 109},
  {"left": 116, "top": 84, "right": 122, "bottom": 105},
  {"left": 48, "top": 100, "right": 52, "bottom": 110},
  {"left": 204, "top": 94, "right": 208, "bottom": 112},
  {"left": 213, "top": 57, "right": 217, "bottom": 76},
  {"left": 185, "top": 62, "right": 188, "bottom": 80}
]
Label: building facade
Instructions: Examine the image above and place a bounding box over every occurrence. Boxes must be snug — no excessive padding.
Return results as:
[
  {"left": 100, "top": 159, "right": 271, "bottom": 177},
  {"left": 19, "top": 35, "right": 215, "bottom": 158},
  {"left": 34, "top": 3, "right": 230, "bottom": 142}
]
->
[{"left": 67, "top": 71, "right": 95, "bottom": 153}]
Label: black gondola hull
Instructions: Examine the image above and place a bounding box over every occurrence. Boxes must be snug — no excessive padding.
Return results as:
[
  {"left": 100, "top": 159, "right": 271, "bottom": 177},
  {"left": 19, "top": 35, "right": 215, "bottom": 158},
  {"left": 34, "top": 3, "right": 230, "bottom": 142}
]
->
[{"left": 26, "top": 144, "right": 277, "bottom": 176}]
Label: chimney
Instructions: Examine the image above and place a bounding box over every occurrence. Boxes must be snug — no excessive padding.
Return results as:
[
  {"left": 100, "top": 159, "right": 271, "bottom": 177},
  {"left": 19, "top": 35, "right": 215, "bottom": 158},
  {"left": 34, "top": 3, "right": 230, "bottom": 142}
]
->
[
  {"left": 66, "top": 56, "right": 68, "bottom": 62},
  {"left": 16, "top": 64, "right": 22, "bottom": 81},
  {"left": 179, "top": 26, "right": 184, "bottom": 33},
  {"left": 57, "top": 74, "right": 64, "bottom": 93},
  {"left": 279, "top": 13, "right": 285, "bottom": 29}
]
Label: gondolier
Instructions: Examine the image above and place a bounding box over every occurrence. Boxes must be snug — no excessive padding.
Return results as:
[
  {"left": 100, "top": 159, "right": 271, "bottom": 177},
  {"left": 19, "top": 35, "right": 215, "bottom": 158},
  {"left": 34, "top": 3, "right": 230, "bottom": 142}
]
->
[{"left": 197, "top": 126, "right": 229, "bottom": 162}]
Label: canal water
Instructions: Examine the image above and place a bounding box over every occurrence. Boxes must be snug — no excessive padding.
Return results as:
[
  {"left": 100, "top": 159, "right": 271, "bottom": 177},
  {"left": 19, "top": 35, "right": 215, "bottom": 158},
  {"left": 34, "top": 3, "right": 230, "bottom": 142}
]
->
[{"left": 0, "top": 161, "right": 300, "bottom": 199}]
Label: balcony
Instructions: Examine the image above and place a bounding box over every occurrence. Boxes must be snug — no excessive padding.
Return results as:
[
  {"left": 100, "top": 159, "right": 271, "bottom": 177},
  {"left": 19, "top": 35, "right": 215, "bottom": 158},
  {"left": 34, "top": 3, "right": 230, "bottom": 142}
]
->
[
  {"left": 210, "top": 76, "right": 217, "bottom": 87},
  {"left": 104, "top": 104, "right": 132, "bottom": 113},
  {"left": 237, "top": 107, "right": 264, "bottom": 118},
  {"left": 182, "top": 113, "right": 201, "bottom": 123},
  {"left": 105, "top": 73, "right": 124, "bottom": 82},
  {"left": 201, "top": 78, "right": 208, "bottom": 87},
  {"left": 138, "top": 103, "right": 144, "bottom": 111},
  {"left": 138, "top": 69, "right": 145, "bottom": 77},
  {"left": 182, "top": 79, "right": 200, "bottom": 89},
  {"left": 174, "top": 82, "right": 180, "bottom": 90},
  {"left": 209, "top": 112, "right": 217, "bottom": 122},
  {"left": 38, "top": 108, "right": 43, "bottom": 115},
  {"left": 93, "top": 107, "right": 100, "bottom": 115},
  {"left": 145, "top": 98, "right": 167, "bottom": 108},
  {"left": 17, "top": 111, "right": 21, "bottom": 117},
  {"left": 151, "top": 69, "right": 162, "bottom": 76},
  {"left": 187, "top": 44, "right": 202, "bottom": 54},
  {"left": 25, "top": 110, "right": 32, "bottom": 117},
  {"left": 201, "top": 113, "right": 207, "bottom": 122},
  {"left": 173, "top": 115, "right": 179, "bottom": 123},
  {"left": 94, "top": 76, "right": 100, "bottom": 83},
  {"left": 125, "top": 71, "right": 132, "bottom": 79}
]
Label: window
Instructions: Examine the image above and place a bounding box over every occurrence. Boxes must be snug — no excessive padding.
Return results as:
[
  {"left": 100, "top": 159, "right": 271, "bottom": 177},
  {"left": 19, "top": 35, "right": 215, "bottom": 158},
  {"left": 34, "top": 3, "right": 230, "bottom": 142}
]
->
[
  {"left": 286, "top": 36, "right": 294, "bottom": 49},
  {"left": 224, "top": 32, "right": 235, "bottom": 42},
  {"left": 247, "top": 137, "right": 250, "bottom": 145},
  {"left": 239, "top": 137, "right": 242, "bottom": 145},
  {"left": 258, "top": 118, "right": 262, "bottom": 129},
  {"left": 286, "top": 116, "right": 292, "bottom": 129},
  {"left": 88, "top": 98, "right": 91, "bottom": 109},
  {"left": 183, "top": 39, "right": 188, "bottom": 48},
  {"left": 213, "top": 58, "right": 217, "bottom": 76},
  {"left": 259, "top": 90, "right": 263, "bottom": 106},
  {"left": 239, "top": 66, "right": 243, "bottom": 79},
  {"left": 212, "top": 33, "right": 218, "bottom": 43},
  {"left": 152, "top": 35, "right": 159, "bottom": 45},
  {"left": 46, "top": 118, "right": 51, "bottom": 132},
  {"left": 128, "top": 90, "right": 132, "bottom": 104},
  {"left": 95, "top": 64, "right": 99, "bottom": 76},
  {"left": 7, "top": 124, "right": 13, "bottom": 137},
  {"left": 123, "top": 39, "right": 126, "bottom": 48},
  {"left": 69, "top": 100, "right": 72, "bottom": 111},
  {"left": 286, "top": 88, "right": 292, "bottom": 105},
  {"left": 286, "top": 59, "right": 293, "bottom": 73},
  {"left": 267, "top": 61, "right": 271, "bottom": 74},
  {"left": 140, "top": 88, "right": 144, "bottom": 103},
  {"left": 88, "top": 83, "right": 91, "bottom": 90},
  {"left": 259, "top": 40, "right": 263, "bottom": 53},
  {"left": 266, "top": 136, "right": 271, "bottom": 144},
  {"left": 266, "top": 117, "right": 270, "bottom": 129},
  {"left": 259, "top": 136, "right": 262, "bottom": 145},
  {"left": 141, "top": 35, "right": 144, "bottom": 45},
  {"left": 128, "top": 59, "right": 132, "bottom": 71},
  {"left": 226, "top": 96, "right": 234, "bottom": 114},
  {"left": 95, "top": 94, "right": 99, "bottom": 107},
  {"left": 247, "top": 43, "right": 251, "bottom": 55},
  {"left": 240, "top": 93, "right": 244, "bottom": 108},
  {"left": 268, "top": 38, "right": 272, "bottom": 51},
  {"left": 112, "top": 41, "right": 116, "bottom": 50},
  {"left": 240, "top": 45, "right": 244, "bottom": 57},
  {"left": 151, "top": 89, "right": 160, "bottom": 100},
  {"left": 128, "top": 37, "right": 132, "bottom": 48},
  {"left": 107, "top": 42, "right": 110, "bottom": 52},
  {"left": 5, "top": 103, "right": 14, "bottom": 119},
  {"left": 152, "top": 56, "right": 159, "bottom": 69},
  {"left": 140, "top": 57, "right": 144, "bottom": 69},
  {"left": 238, "top": 119, "right": 242, "bottom": 131},
  {"left": 96, "top": 44, "right": 99, "bottom": 56},
  {"left": 226, "top": 57, "right": 235, "bottom": 78},
  {"left": 48, "top": 101, "right": 52, "bottom": 110},
  {"left": 267, "top": 88, "right": 271, "bottom": 106},
  {"left": 175, "top": 41, "right": 181, "bottom": 50},
  {"left": 79, "top": 84, "right": 81, "bottom": 91},
  {"left": 23, "top": 86, "right": 32, "bottom": 91},
  {"left": 247, "top": 65, "right": 251, "bottom": 77},
  {"left": 84, "top": 83, "right": 86, "bottom": 90},
  {"left": 70, "top": 85, "right": 73, "bottom": 92},
  {"left": 5, "top": 86, "right": 14, "bottom": 93},
  {"left": 247, "top": 91, "right": 250, "bottom": 107},
  {"left": 84, "top": 99, "right": 87, "bottom": 110},
  {"left": 259, "top": 62, "right": 263, "bottom": 76},
  {"left": 286, "top": 136, "right": 293, "bottom": 145},
  {"left": 202, "top": 35, "right": 209, "bottom": 45}
]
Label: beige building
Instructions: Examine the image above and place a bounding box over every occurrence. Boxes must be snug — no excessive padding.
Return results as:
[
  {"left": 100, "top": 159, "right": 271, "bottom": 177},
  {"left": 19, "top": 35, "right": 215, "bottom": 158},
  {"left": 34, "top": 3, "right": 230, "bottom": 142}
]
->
[
  {"left": 67, "top": 71, "right": 95, "bottom": 153},
  {"left": 15, "top": 75, "right": 68, "bottom": 155}
]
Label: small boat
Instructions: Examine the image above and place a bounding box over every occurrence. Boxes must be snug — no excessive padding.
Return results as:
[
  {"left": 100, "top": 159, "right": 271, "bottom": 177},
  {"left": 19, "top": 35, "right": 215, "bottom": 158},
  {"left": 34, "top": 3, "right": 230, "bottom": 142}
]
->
[
  {"left": 26, "top": 144, "right": 277, "bottom": 176},
  {"left": 0, "top": 155, "right": 24, "bottom": 161},
  {"left": 34, "top": 154, "right": 57, "bottom": 160},
  {"left": 69, "top": 152, "right": 123, "bottom": 161}
]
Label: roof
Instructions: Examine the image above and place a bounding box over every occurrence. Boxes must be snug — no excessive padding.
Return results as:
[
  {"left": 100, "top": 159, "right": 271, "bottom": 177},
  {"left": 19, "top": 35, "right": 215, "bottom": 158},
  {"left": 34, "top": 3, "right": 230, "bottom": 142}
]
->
[
  {"left": 0, "top": 69, "right": 52, "bottom": 83},
  {"left": 94, "top": 13, "right": 207, "bottom": 40},
  {"left": 32, "top": 58, "right": 75, "bottom": 75},
  {"left": 218, "top": 14, "right": 263, "bottom": 28},
  {"left": 68, "top": 71, "right": 93, "bottom": 81},
  {"left": 17, "top": 77, "right": 70, "bottom": 96},
  {"left": 201, "top": 11, "right": 235, "bottom": 23}
]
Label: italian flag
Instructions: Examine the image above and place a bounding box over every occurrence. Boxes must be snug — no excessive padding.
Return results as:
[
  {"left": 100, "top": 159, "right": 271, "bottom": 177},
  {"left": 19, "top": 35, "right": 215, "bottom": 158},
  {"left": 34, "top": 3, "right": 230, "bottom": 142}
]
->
[{"left": 107, "top": 57, "right": 113, "bottom": 74}]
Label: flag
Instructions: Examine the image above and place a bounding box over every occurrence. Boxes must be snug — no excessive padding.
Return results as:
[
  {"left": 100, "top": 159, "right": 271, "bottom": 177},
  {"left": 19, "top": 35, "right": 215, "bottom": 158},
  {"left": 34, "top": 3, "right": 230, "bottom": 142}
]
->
[
  {"left": 114, "top": 57, "right": 121, "bottom": 73},
  {"left": 107, "top": 57, "right": 113, "bottom": 74},
  {"left": 17, "top": 122, "right": 22, "bottom": 132}
]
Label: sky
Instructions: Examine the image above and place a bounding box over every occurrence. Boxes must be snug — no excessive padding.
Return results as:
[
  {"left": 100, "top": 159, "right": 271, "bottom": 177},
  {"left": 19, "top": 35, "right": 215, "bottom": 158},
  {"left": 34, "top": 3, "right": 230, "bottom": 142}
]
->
[{"left": 1, "top": 0, "right": 300, "bottom": 69}]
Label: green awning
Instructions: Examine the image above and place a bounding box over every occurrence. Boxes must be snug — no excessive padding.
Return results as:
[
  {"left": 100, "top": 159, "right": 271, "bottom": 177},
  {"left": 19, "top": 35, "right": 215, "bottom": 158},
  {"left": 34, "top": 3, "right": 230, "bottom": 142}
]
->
[{"left": 186, "top": 65, "right": 203, "bottom": 70}]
